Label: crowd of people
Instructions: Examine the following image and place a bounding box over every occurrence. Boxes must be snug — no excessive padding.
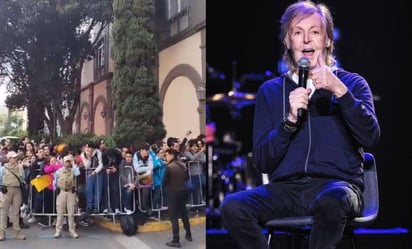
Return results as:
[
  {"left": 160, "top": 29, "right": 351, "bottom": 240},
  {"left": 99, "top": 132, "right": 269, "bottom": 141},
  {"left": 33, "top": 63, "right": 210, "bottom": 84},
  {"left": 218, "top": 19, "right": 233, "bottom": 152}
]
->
[{"left": 0, "top": 132, "right": 206, "bottom": 246}]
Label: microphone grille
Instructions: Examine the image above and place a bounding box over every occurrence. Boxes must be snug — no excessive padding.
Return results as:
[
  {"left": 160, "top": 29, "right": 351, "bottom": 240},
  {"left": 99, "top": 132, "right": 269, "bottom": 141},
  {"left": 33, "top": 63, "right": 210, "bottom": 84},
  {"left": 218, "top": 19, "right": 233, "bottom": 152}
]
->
[{"left": 297, "top": 57, "right": 310, "bottom": 68}]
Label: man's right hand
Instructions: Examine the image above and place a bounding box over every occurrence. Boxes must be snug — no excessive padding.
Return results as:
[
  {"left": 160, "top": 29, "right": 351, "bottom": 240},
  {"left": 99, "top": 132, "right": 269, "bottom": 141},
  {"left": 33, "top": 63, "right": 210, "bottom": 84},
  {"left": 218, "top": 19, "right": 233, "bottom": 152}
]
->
[{"left": 288, "top": 87, "right": 312, "bottom": 123}]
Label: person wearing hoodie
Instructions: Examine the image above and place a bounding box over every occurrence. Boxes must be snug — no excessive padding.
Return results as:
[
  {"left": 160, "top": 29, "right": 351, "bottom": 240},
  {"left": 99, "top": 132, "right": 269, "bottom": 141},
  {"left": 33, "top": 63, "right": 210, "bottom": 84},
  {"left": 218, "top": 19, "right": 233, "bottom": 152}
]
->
[{"left": 219, "top": 1, "right": 380, "bottom": 249}]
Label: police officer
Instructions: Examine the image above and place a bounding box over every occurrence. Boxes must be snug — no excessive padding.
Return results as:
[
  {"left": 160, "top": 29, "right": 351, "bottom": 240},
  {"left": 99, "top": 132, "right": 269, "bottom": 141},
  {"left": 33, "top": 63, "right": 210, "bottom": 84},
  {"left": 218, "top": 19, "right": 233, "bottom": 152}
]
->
[
  {"left": 0, "top": 151, "right": 26, "bottom": 241},
  {"left": 54, "top": 154, "right": 80, "bottom": 239}
]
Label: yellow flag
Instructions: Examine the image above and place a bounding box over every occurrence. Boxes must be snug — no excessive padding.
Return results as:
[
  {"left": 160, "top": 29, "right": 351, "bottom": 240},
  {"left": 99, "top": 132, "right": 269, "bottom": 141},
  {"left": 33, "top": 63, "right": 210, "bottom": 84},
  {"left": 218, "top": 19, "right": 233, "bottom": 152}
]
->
[{"left": 30, "top": 175, "right": 52, "bottom": 192}]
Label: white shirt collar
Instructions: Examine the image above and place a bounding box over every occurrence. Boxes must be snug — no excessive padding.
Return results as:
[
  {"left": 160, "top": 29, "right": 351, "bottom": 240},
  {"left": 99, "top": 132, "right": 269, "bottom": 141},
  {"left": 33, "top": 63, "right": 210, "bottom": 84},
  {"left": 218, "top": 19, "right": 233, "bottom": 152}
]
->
[{"left": 288, "top": 71, "right": 316, "bottom": 98}]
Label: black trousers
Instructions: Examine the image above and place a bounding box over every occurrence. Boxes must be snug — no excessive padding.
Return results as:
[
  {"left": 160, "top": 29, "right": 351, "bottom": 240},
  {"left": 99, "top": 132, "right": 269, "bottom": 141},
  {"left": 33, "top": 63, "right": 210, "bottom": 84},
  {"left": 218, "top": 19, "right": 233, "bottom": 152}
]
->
[
  {"left": 102, "top": 173, "right": 120, "bottom": 211},
  {"left": 166, "top": 189, "right": 191, "bottom": 242},
  {"left": 219, "top": 177, "right": 363, "bottom": 249},
  {"left": 33, "top": 188, "right": 54, "bottom": 224}
]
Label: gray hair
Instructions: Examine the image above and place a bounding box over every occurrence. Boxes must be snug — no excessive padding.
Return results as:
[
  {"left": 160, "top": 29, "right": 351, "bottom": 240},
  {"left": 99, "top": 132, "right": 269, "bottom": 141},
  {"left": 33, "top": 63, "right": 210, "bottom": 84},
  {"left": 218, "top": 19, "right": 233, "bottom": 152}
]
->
[{"left": 280, "top": 0, "right": 336, "bottom": 72}]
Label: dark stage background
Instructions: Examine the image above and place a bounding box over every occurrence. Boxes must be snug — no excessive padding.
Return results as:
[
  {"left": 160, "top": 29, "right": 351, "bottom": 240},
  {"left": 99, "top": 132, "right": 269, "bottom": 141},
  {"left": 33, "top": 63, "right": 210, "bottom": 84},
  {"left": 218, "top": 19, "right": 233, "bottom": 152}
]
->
[{"left": 206, "top": 0, "right": 411, "bottom": 238}]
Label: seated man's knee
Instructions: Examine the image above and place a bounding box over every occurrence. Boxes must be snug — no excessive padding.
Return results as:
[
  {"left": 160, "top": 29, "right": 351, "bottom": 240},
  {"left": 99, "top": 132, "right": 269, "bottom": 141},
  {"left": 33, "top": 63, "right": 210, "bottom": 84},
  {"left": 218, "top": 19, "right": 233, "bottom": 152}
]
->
[
  {"left": 314, "top": 188, "right": 352, "bottom": 216},
  {"left": 219, "top": 194, "right": 243, "bottom": 219}
]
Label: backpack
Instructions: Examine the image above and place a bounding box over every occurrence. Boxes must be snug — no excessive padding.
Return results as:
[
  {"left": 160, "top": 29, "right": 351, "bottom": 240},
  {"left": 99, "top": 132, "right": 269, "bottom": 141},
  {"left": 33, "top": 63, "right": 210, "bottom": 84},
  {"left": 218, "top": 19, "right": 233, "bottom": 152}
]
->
[
  {"left": 120, "top": 214, "right": 138, "bottom": 236},
  {"left": 119, "top": 209, "right": 146, "bottom": 236}
]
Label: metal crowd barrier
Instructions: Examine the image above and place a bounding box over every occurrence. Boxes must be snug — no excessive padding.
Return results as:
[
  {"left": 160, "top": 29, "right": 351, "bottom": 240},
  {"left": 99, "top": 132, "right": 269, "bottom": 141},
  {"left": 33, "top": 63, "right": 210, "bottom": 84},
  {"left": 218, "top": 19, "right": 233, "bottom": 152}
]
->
[
  {"left": 26, "top": 166, "right": 156, "bottom": 222},
  {"left": 187, "top": 160, "right": 206, "bottom": 207},
  {"left": 24, "top": 160, "right": 207, "bottom": 224},
  {"left": 27, "top": 166, "right": 139, "bottom": 224}
]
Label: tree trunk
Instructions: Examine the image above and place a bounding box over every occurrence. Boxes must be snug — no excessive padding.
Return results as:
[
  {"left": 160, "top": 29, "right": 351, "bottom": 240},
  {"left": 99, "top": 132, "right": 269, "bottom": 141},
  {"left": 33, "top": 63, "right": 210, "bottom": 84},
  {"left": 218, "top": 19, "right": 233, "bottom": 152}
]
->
[
  {"left": 61, "top": 116, "right": 73, "bottom": 136},
  {"left": 27, "top": 101, "right": 45, "bottom": 138}
]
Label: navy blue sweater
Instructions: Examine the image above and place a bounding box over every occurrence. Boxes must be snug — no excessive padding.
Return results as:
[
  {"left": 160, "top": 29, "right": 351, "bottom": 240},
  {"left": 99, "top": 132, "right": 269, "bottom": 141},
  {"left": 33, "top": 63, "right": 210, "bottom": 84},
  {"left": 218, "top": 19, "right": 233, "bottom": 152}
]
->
[{"left": 252, "top": 68, "right": 380, "bottom": 190}]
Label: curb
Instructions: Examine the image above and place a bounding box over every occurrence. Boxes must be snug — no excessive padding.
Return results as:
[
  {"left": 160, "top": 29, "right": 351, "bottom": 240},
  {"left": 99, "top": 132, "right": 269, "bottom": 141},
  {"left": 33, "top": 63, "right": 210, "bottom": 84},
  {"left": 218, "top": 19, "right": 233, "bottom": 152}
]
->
[{"left": 96, "top": 216, "right": 206, "bottom": 233}]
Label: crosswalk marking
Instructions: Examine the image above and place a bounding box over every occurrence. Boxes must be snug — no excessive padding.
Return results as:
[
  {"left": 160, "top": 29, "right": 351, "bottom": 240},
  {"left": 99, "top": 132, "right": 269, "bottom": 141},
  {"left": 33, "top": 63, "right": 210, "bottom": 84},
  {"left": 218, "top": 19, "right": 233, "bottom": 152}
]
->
[{"left": 113, "top": 233, "right": 152, "bottom": 249}]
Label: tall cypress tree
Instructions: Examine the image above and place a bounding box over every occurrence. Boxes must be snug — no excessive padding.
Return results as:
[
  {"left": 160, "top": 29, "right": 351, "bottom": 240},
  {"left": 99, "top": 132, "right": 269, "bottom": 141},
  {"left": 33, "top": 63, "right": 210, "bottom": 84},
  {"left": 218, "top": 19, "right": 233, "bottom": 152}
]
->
[{"left": 111, "top": 0, "right": 166, "bottom": 147}]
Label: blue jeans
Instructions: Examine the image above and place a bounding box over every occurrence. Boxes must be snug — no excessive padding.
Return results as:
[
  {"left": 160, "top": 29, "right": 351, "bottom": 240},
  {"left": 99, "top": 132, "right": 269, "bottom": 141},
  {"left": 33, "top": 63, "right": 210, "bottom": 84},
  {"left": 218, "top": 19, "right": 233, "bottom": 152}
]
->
[
  {"left": 188, "top": 174, "right": 205, "bottom": 205},
  {"left": 85, "top": 171, "right": 104, "bottom": 212},
  {"left": 122, "top": 187, "right": 134, "bottom": 211},
  {"left": 152, "top": 185, "right": 164, "bottom": 209}
]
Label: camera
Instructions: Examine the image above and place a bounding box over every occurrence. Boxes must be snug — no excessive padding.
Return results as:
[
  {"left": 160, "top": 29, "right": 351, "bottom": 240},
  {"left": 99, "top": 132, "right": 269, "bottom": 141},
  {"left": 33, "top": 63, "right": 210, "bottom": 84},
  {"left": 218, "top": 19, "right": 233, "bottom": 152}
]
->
[{"left": 0, "top": 186, "right": 8, "bottom": 194}]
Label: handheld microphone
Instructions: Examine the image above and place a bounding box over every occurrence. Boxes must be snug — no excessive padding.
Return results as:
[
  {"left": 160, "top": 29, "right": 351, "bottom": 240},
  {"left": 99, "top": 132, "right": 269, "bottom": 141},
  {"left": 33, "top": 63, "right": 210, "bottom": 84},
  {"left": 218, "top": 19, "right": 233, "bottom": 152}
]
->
[{"left": 297, "top": 57, "right": 310, "bottom": 122}]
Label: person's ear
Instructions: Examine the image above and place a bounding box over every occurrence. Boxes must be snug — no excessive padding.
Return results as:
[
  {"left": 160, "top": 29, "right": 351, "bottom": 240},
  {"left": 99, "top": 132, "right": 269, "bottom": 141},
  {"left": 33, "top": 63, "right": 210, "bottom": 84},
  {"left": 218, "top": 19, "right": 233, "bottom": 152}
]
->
[
  {"left": 326, "top": 39, "right": 331, "bottom": 48},
  {"left": 284, "top": 38, "right": 291, "bottom": 50}
]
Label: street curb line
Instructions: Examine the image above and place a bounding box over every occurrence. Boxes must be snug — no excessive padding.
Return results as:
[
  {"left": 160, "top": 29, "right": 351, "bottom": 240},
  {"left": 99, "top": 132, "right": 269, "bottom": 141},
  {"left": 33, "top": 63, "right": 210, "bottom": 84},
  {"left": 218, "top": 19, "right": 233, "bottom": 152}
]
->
[{"left": 96, "top": 216, "right": 206, "bottom": 233}]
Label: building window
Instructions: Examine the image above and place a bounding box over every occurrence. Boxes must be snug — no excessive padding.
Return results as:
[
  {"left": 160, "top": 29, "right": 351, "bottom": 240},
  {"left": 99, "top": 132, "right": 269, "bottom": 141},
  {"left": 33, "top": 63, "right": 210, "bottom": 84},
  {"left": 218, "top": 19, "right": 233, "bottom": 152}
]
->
[
  {"left": 97, "top": 42, "right": 105, "bottom": 67},
  {"left": 94, "top": 38, "right": 107, "bottom": 80},
  {"left": 167, "top": 0, "right": 189, "bottom": 36}
]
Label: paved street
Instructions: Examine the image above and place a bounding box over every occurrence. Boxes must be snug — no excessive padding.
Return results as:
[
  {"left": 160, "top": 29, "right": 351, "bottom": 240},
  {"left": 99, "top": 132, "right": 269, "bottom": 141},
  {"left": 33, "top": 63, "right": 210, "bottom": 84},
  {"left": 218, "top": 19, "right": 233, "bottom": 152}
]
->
[{"left": 1, "top": 221, "right": 206, "bottom": 249}]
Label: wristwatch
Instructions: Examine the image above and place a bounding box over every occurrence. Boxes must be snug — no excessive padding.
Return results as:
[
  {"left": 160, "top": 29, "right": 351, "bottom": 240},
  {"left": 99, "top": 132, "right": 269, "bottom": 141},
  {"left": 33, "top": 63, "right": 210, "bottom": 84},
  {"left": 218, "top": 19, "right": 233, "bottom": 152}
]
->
[{"left": 282, "top": 117, "right": 299, "bottom": 133}]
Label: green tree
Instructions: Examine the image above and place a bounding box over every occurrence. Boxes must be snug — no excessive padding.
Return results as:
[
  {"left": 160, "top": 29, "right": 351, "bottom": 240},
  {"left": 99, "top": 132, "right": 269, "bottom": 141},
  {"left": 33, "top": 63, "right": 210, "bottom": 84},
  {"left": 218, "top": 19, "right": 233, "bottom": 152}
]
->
[
  {"left": 111, "top": 0, "right": 166, "bottom": 147},
  {"left": 0, "top": 0, "right": 113, "bottom": 140},
  {"left": 2, "top": 114, "right": 25, "bottom": 136}
]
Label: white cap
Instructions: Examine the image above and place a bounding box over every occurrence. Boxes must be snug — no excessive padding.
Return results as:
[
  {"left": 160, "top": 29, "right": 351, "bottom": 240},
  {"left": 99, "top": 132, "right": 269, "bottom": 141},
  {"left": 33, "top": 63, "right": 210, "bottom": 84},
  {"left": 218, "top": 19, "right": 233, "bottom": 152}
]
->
[{"left": 6, "top": 151, "right": 18, "bottom": 159}]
